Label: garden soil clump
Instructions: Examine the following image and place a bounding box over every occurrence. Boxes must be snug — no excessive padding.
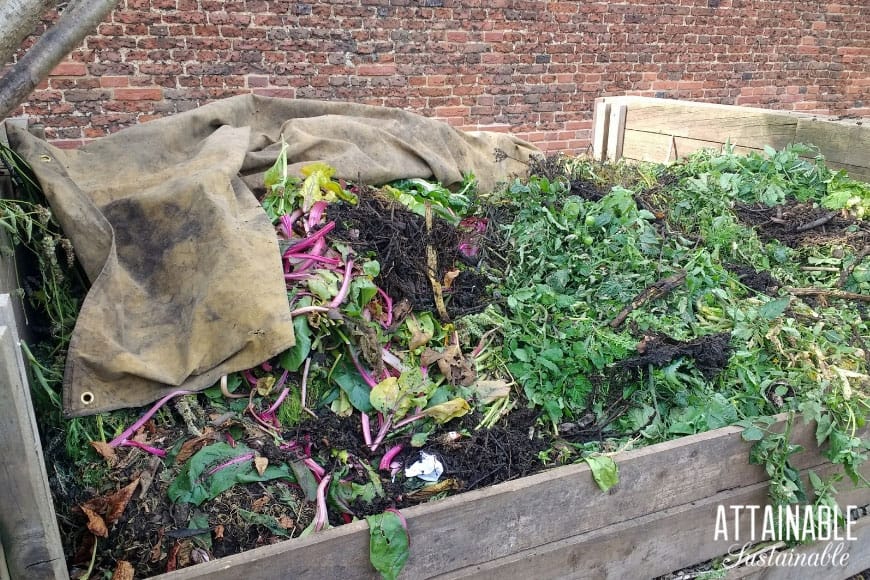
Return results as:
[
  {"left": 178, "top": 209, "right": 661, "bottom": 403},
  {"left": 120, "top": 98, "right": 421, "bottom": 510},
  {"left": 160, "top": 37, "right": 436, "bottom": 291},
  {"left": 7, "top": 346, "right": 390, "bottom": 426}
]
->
[
  {"left": 327, "top": 190, "right": 489, "bottom": 317},
  {"left": 735, "top": 200, "right": 868, "bottom": 247}
]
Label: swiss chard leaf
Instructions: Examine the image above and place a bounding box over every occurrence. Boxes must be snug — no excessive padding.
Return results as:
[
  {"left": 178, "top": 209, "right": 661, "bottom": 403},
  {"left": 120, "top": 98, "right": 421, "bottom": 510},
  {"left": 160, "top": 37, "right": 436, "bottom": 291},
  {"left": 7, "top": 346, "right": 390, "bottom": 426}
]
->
[{"left": 367, "top": 510, "right": 410, "bottom": 580}]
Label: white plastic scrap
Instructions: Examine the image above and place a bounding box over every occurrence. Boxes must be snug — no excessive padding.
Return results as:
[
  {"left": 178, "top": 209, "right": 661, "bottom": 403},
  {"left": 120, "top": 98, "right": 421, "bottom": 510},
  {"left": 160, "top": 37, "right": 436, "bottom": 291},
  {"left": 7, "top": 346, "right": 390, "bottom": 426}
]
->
[{"left": 404, "top": 451, "right": 443, "bottom": 482}]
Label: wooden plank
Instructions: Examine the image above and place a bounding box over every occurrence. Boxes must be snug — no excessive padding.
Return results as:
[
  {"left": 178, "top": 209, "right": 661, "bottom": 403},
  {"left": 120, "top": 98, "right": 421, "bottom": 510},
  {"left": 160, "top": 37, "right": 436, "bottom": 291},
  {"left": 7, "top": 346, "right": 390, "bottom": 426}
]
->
[
  {"left": 727, "top": 518, "right": 870, "bottom": 580},
  {"left": 436, "top": 460, "right": 870, "bottom": 580},
  {"left": 0, "top": 295, "right": 68, "bottom": 580},
  {"left": 622, "top": 129, "right": 766, "bottom": 163},
  {"left": 599, "top": 96, "right": 798, "bottom": 150},
  {"left": 591, "top": 99, "right": 610, "bottom": 162},
  {"left": 605, "top": 103, "right": 626, "bottom": 162},
  {"left": 0, "top": 538, "right": 10, "bottom": 580},
  {"left": 795, "top": 118, "right": 870, "bottom": 176},
  {"left": 156, "top": 415, "right": 831, "bottom": 580}
]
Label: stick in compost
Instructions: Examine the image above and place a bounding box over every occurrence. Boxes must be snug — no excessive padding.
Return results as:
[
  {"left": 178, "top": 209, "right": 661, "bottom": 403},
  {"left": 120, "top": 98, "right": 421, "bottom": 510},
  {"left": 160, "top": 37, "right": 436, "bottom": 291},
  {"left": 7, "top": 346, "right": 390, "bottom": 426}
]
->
[
  {"left": 609, "top": 270, "right": 687, "bottom": 328},
  {"left": 787, "top": 287, "right": 870, "bottom": 303}
]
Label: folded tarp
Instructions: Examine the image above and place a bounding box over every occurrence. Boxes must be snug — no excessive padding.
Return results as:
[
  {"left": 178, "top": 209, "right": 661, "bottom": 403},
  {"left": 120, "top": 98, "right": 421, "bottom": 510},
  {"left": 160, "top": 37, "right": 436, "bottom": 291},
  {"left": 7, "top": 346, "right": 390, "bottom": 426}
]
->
[{"left": 8, "top": 95, "right": 538, "bottom": 416}]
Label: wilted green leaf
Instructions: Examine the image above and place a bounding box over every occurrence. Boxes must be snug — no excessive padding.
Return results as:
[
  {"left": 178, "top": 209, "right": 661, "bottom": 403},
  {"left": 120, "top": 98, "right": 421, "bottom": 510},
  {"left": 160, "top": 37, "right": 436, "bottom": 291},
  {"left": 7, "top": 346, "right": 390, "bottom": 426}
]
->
[
  {"left": 758, "top": 297, "right": 790, "bottom": 321},
  {"left": 367, "top": 511, "right": 410, "bottom": 580},
  {"left": 583, "top": 455, "right": 619, "bottom": 492},
  {"left": 168, "top": 443, "right": 293, "bottom": 505}
]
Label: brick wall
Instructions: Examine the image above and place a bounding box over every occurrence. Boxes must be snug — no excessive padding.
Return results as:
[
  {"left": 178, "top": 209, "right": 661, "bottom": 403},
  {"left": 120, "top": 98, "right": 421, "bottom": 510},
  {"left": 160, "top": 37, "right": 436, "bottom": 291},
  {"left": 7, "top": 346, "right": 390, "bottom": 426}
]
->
[{"left": 10, "top": 0, "right": 870, "bottom": 152}]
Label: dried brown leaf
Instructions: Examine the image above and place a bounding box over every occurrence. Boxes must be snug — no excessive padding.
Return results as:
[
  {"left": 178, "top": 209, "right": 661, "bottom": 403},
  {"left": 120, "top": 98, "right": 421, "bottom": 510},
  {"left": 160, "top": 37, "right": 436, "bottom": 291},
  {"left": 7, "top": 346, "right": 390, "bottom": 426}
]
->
[
  {"left": 80, "top": 505, "right": 108, "bottom": 538},
  {"left": 254, "top": 456, "right": 268, "bottom": 476},
  {"left": 251, "top": 495, "right": 270, "bottom": 512},
  {"left": 112, "top": 560, "right": 135, "bottom": 580},
  {"left": 419, "top": 348, "right": 443, "bottom": 367},
  {"left": 90, "top": 441, "right": 118, "bottom": 466},
  {"left": 442, "top": 269, "right": 460, "bottom": 290},
  {"left": 175, "top": 430, "right": 217, "bottom": 465},
  {"left": 82, "top": 478, "right": 140, "bottom": 527},
  {"left": 277, "top": 515, "right": 295, "bottom": 530},
  {"left": 149, "top": 527, "right": 165, "bottom": 563},
  {"left": 165, "top": 542, "right": 180, "bottom": 573},
  {"left": 213, "top": 524, "right": 225, "bottom": 541}
]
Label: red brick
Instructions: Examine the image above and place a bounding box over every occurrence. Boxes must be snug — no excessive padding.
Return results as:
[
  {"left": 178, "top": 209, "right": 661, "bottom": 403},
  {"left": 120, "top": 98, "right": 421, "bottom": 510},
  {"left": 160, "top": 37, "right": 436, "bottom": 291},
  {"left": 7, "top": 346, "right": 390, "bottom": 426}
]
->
[
  {"left": 50, "top": 61, "right": 87, "bottom": 76},
  {"left": 100, "top": 76, "right": 129, "bottom": 88},
  {"left": 114, "top": 88, "right": 164, "bottom": 100}
]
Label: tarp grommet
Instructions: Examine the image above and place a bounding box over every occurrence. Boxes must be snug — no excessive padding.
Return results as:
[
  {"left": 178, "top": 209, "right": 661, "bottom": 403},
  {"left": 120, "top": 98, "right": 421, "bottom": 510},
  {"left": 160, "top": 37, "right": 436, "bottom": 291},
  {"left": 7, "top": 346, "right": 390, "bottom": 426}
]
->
[{"left": 81, "top": 392, "right": 95, "bottom": 405}]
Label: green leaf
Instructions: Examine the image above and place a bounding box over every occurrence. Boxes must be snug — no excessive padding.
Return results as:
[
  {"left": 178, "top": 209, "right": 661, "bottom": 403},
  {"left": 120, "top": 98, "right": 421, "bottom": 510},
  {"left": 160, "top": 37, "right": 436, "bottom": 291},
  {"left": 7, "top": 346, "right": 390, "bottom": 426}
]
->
[
  {"left": 238, "top": 509, "right": 291, "bottom": 538},
  {"left": 363, "top": 260, "right": 381, "bottom": 277},
  {"left": 332, "top": 357, "right": 374, "bottom": 413},
  {"left": 741, "top": 425, "right": 765, "bottom": 441},
  {"left": 758, "top": 297, "right": 790, "bottom": 321},
  {"left": 583, "top": 455, "right": 619, "bottom": 492},
  {"left": 279, "top": 314, "right": 312, "bottom": 372},
  {"left": 168, "top": 443, "right": 293, "bottom": 505},
  {"left": 367, "top": 511, "right": 410, "bottom": 580}
]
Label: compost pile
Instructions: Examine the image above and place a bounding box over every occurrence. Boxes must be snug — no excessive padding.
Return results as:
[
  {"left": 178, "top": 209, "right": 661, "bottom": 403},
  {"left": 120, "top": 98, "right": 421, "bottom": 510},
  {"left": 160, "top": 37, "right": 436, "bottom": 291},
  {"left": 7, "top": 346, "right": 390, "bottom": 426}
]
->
[{"left": 3, "top": 141, "right": 869, "bottom": 579}]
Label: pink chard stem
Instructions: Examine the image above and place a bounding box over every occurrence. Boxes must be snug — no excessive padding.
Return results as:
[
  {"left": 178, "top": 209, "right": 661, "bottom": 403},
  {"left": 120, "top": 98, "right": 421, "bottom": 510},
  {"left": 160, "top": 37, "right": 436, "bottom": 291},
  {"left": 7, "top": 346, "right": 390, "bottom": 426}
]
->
[
  {"left": 109, "top": 389, "right": 192, "bottom": 448},
  {"left": 329, "top": 259, "right": 355, "bottom": 309}
]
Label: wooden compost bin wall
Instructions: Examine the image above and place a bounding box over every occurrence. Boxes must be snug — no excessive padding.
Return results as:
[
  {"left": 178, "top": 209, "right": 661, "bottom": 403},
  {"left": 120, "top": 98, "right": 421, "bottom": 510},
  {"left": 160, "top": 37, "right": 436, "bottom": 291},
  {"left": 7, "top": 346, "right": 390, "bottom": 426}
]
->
[
  {"left": 1, "top": 121, "right": 869, "bottom": 579},
  {"left": 592, "top": 96, "right": 870, "bottom": 183}
]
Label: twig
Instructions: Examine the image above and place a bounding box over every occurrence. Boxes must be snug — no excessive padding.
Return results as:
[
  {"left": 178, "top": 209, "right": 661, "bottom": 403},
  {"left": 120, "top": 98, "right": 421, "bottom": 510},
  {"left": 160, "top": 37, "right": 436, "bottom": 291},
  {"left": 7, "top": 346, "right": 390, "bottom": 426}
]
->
[
  {"left": 300, "top": 357, "right": 317, "bottom": 418},
  {"left": 837, "top": 245, "right": 870, "bottom": 288},
  {"left": 787, "top": 287, "right": 870, "bottom": 303},
  {"left": 800, "top": 266, "right": 840, "bottom": 273},
  {"left": 794, "top": 211, "right": 838, "bottom": 233},
  {"left": 609, "top": 270, "right": 687, "bottom": 328}
]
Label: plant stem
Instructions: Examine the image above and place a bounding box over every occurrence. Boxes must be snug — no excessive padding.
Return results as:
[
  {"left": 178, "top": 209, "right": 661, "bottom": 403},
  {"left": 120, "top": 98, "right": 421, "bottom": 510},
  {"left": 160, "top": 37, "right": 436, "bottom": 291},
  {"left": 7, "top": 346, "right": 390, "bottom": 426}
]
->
[
  {"left": 329, "top": 259, "right": 354, "bottom": 308},
  {"left": 109, "top": 389, "right": 192, "bottom": 447}
]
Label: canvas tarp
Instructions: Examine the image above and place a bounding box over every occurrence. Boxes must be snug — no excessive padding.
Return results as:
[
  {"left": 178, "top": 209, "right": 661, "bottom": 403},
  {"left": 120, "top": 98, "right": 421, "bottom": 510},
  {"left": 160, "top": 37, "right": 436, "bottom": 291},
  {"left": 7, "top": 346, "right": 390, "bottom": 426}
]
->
[{"left": 8, "top": 95, "right": 538, "bottom": 417}]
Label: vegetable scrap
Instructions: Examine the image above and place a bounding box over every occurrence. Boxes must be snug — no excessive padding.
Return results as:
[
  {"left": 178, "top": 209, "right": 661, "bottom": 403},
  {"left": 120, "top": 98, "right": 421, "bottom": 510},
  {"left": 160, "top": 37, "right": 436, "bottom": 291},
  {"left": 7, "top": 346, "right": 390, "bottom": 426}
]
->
[{"left": 2, "top": 140, "right": 869, "bottom": 579}]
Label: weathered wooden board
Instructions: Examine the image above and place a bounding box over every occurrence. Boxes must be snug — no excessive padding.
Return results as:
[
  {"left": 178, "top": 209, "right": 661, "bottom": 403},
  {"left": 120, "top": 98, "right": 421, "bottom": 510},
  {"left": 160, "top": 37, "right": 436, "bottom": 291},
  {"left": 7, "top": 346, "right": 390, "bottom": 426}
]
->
[
  {"left": 620, "top": 130, "right": 762, "bottom": 164},
  {"left": 594, "top": 97, "right": 870, "bottom": 182},
  {"left": 591, "top": 101, "right": 610, "bottom": 162},
  {"left": 727, "top": 510, "right": 870, "bottom": 579},
  {"left": 155, "top": 415, "right": 835, "bottom": 580},
  {"left": 795, "top": 118, "right": 870, "bottom": 181},
  {"left": 605, "top": 103, "right": 626, "bottom": 162},
  {"left": 0, "top": 295, "right": 68, "bottom": 580},
  {"left": 434, "top": 460, "right": 870, "bottom": 580},
  {"left": 618, "top": 97, "right": 799, "bottom": 150}
]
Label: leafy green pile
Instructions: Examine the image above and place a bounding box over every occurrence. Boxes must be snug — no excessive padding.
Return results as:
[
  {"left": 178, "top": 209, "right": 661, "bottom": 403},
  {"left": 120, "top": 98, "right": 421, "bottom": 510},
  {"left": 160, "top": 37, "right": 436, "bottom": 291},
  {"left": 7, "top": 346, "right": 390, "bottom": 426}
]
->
[{"left": 474, "top": 144, "right": 868, "bottom": 507}]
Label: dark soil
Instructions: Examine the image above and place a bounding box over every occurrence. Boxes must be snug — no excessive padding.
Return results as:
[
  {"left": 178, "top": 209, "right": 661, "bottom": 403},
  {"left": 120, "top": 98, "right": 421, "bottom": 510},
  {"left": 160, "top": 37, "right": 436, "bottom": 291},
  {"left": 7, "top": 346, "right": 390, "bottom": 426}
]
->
[
  {"left": 53, "top": 395, "right": 553, "bottom": 578},
  {"left": 735, "top": 200, "right": 868, "bottom": 247},
  {"left": 327, "top": 189, "right": 490, "bottom": 317},
  {"left": 619, "top": 331, "right": 733, "bottom": 380},
  {"left": 725, "top": 263, "right": 781, "bottom": 296}
]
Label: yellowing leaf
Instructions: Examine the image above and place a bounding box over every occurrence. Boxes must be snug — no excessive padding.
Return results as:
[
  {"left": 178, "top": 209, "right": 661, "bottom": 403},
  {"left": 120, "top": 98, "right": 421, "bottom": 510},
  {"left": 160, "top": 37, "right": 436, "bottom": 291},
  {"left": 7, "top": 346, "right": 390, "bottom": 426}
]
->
[
  {"left": 256, "top": 375, "right": 276, "bottom": 397},
  {"left": 422, "top": 398, "right": 471, "bottom": 424},
  {"left": 370, "top": 377, "right": 401, "bottom": 414},
  {"left": 474, "top": 379, "right": 512, "bottom": 404},
  {"left": 299, "top": 163, "right": 338, "bottom": 211}
]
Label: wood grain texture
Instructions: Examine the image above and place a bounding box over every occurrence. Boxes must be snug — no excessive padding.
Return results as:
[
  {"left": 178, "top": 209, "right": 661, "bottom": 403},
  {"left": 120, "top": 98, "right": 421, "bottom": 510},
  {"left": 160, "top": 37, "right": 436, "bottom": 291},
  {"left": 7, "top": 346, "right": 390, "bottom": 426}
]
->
[
  {"left": 605, "top": 103, "right": 626, "bottom": 162},
  {"left": 592, "top": 100, "right": 609, "bottom": 162},
  {"left": 597, "top": 97, "right": 870, "bottom": 182},
  {"left": 795, "top": 118, "right": 870, "bottom": 181},
  {"left": 0, "top": 295, "right": 68, "bottom": 580},
  {"left": 156, "top": 415, "right": 837, "bottom": 580},
  {"left": 434, "top": 460, "right": 870, "bottom": 580}
]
